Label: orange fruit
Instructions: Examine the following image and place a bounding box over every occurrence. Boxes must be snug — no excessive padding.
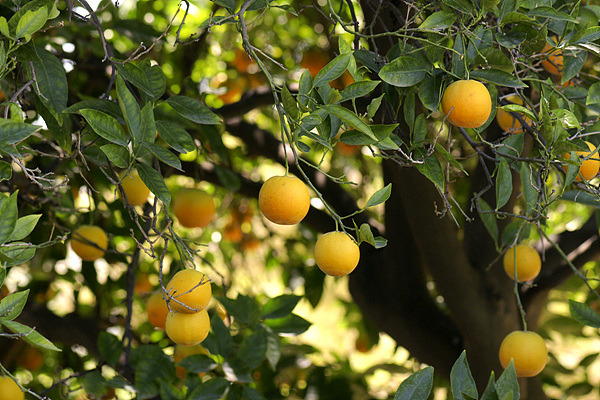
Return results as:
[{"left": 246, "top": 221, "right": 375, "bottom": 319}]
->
[
  {"left": 301, "top": 50, "right": 330, "bottom": 77},
  {"left": 173, "top": 344, "right": 209, "bottom": 379},
  {"left": 0, "top": 285, "right": 9, "bottom": 300},
  {"left": 146, "top": 292, "right": 169, "bottom": 329},
  {"left": 499, "top": 330, "right": 548, "bottom": 377},
  {"left": 562, "top": 141, "right": 600, "bottom": 181},
  {"left": 119, "top": 169, "right": 150, "bottom": 206},
  {"left": 232, "top": 49, "right": 255, "bottom": 73},
  {"left": 134, "top": 273, "right": 153, "bottom": 295},
  {"left": 70, "top": 225, "right": 108, "bottom": 261},
  {"left": 172, "top": 188, "right": 216, "bottom": 228},
  {"left": 314, "top": 231, "right": 360, "bottom": 276},
  {"left": 0, "top": 376, "right": 24, "bottom": 400},
  {"left": 17, "top": 345, "right": 43, "bottom": 371},
  {"left": 165, "top": 309, "right": 211, "bottom": 346},
  {"left": 496, "top": 95, "right": 532, "bottom": 134},
  {"left": 441, "top": 80, "right": 492, "bottom": 128},
  {"left": 503, "top": 244, "right": 542, "bottom": 282},
  {"left": 166, "top": 269, "right": 212, "bottom": 314},
  {"left": 258, "top": 175, "right": 310, "bottom": 225},
  {"left": 541, "top": 42, "right": 563, "bottom": 77}
]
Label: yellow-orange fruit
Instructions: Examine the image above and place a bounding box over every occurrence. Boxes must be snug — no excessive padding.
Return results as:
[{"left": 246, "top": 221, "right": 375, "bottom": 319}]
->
[
  {"left": 0, "top": 376, "right": 24, "bottom": 400},
  {"left": 172, "top": 188, "right": 216, "bottom": 228},
  {"left": 70, "top": 225, "right": 108, "bottom": 261},
  {"left": 166, "top": 269, "right": 212, "bottom": 314},
  {"left": 496, "top": 95, "right": 532, "bottom": 134},
  {"left": 17, "top": 345, "right": 43, "bottom": 371},
  {"left": 563, "top": 141, "right": 600, "bottom": 182},
  {"left": 165, "top": 309, "right": 211, "bottom": 347},
  {"left": 146, "top": 292, "right": 169, "bottom": 329},
  {"left": 119, "top": 169, "right": 150, "bottom": 206},
  {"left": 314, "top": 231, "right": 360, "bottom": 276},
  {"left": 441, "top": 80, "right": 492, "bottom": 129},
  {"left": 541, "top": 42, "right": 563, "bottom": 77},
  {"left": 258, "top": 175, "right": 310, "bottom": 225},
  {"left": 499, "top": 331, "right": 548, "bottom": 377},
  {"left": 503, "top": 244, "right": 541, "bottom": 282}
]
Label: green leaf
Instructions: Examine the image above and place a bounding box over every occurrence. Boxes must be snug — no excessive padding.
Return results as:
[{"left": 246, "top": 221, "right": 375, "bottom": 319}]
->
[
  {"left": 0, "top": 17, "right": 10, "bottom": 38},
  {"left": 98, "top": 331, "right": 122, "bottom": 367},
  {"left": 281, "top": 85, "right": 299, "bottom": 121},
  {"left": 242, "top": 386, "right": 267, "bottom": 400},
  {"left": 586, "top": 82, "right": 600, "bottom": 105},
  {"left": 365, "top": 183, "right": 392, "bottom": 208},
  {"left": 0, "top": 161, "right": 11, "bottom": 183},
  {"left": 1, "top": 319, "right": 61, "bottom": 351},
  {"left": 155, "top": 121, "right": 195, "bottom": 154},
  {"left": 130, "top": 345, "right": 174, "bottom": 398},
  {"left": 443, "top": 0, "right": 473, "bottom": 14},
  {"left": 298, "top": 69, "right": 313, "bottom": 107},
  {"left": 136, "top": 164, "right": 171, "bottom": 206},
  {"left": 265, "top": 330, "right": 281, "bottom": 369},
  {"left": 0, "top": 290, "right": 28, "bottom": 320},
  {"left": 177, "top": 354, "right": 218, "bottom": 373},
  {"left": 261, "top": 295, "right": 301, "bottom": 320},
  {"left": 8, "top": 214, "right": 41, "bottom": 242},
  {"left": 414, "top": 148, "right": 445, "bottom": 189},
  {"left": 15, "top": 7, "right": 48, "bottom": 38},
  {"left": 218, "top": 295, "right": 261, "bottom": 327},
  {"left": 29, "top": 47, "right": 67, "bottom": 121},
  {"left": 452, "top": 34, "right": 466, "bottom": 79},
  {"left": 79, "top": 109, "right": 129, "bottom": 146},
  {"left": 469, "top": 69, "right": 527, "bottom": 88},
  {"left": 0, "top": 243, "right": 36, "bottom": 267},
  {"left": 412, "top": 114, "right": 427, "bottom": 148},
  {"left": 379, "top": 57, "right": 428, "bottom": 87},
  {"left": 418, "top": 69, "right": 444, "bottom": 111},
  {"left": 116, "top": 61, "right": 166, "bottom": 98},
  {"left": 571, "top": 26, "right": 600, "bottom": 44},
  {"left": 569, "top": 299, "right": 600, "bottom": 328},
  {"left": 419, "top": 11, "right": 456, "bottom": 31},
  {"left": 211, "top": 0, "right": 235, "bottom": 13},
  {"left": 480, "top": 374, "right": 500, "bottom": 400},
  {"left": 520, "top": 162, "right": 537, "bottom": 215},
  {"left": 322, "top": 104, "right": 376, "bottom": 140},
  {"left": 63, "top": 99, "right": 124, "bottom": 124},
  {"left": 209, "top": 313, "right": 233, "bottom": 356},
  {"left": 166, "top": 95, "right": 221, "bottom": 125},
  {"left": 394, "top": 366, "right": 434, "bottom": 400},
  {"left": 528, "top": 7, "right": 577, "bottom": 22},
  {"left": 137, "top": 102, "right": 156, "bottom": 145},
  {"left": 116, "top": 74, "right": 143, "bottom": 142},
  {"left": 312, "top": 52, "right": 352, "bottom": 89},
  {"left": 339, "top": 81, "right": 380, "bottom": 102},
  {"left": 100, "top": 144, "right": 130, "bottom": 169},
  {"left": 238, "top": 325, "right": 269, "bottom": 369},
  {"left": 144, "top": 143, "right": 182, "bottom": 171},
  {"left": 478, "top": 198, "right": 498, "bottom": 243},
  {"left": 496, "top": 361, "right": 519, "bottom": 400},
  {"left": 0, "top": 192, "right": 18, "bottom": 245},
  {"left": 496, "top": 160, "right": 513, "bottom": 210},
  {"left": 263, "top": 314, "right": 311, "bottom": 336},
  {"left": 215, "top": 165, "right": 241, "bottom": 192},
  {"left": 0, "top": 120, "right": 40, "bottom": 144},
  {"left": 450, "top": 351, "right": 478, "bottom": 400},
  {"left": 188, "top": 378, "right": 230, "bottom": 400},
  {"left": 561, "top": 190, "right": 600, "bottom": 208}
]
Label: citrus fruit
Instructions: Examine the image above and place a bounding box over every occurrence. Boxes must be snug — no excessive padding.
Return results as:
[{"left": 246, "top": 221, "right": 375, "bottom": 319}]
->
[
  {"left": 0, "top": 376, "right": 24, "bottom": 400},
  {"left": 314, "top": 231, "right": 360, "bottom": 276},
  {"left": 563, "top": 141, "right": 600, "bottom": 181},
  {"left": 499, "top": 330, "right": 548, "bottom": 377},
  {"left": 503, "top": 244, "right": 542, "bottom": 282},
  {"left": 146, "top": 292, "right": 169, "bottom": 329},
  {"left": 541, "top": 42, "right": 563, "bottom": 77},
  {"left": 173, "top": 344, "right": 209, "bottom": 379},
  {"left": 119, "top": 169, "right": 150, "bottom": 206},
  {"left": 496, "top": 95, "right": 532, "bottom": 134},
  {"left": 441, "top": 79, "right": 492, "bottom": 129},
  {"left": 70, "top": 225, "right": 108, "bottom": 261},
  {"left": 172, "top": 188, "right": 216, "bottom": 228},
  {"left": 165, "top": 309, "right": 211, "bottom": 346},
  {"left": 258, "top": 175, "right": 310, "bottom": 225},
  {"left": 17, "top": 345, "right": 43, "bottom": 371},
  {"left": 166, "top": 269, "right": 212, "bottom": 313}
]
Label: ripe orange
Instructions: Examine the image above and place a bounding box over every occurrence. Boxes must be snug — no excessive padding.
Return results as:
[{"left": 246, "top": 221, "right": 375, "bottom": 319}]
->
[
  {"left": 232, "top": 49, "right": 256, "bottom": 73},
  {"left": 0, "top": 285, "right": 8, "bottom": 300},
  {"left": 172, "top": 188, "right": 216, "bottom": 228},
  {"left": 146, "top": 292, "right": 169, "bottom": 329},
  {"left": 441, "top": 80, "right": 492, "bottom": 128},
  {"left": 258, "top": 175, "right": 310, "bottom": 225},
  {"left": 70, "top": 225, "right": 108, "bottom": 261},
  {"left": 541, "top": 42, "right": 563, "bottom": 77},
  {"left": 166, "top": 269, "right": 212, "bottom": 313},
  {"left": 563, "top": 141, "right": 600, "bottom": 182},
  {"left": 173, "top": 344, "right": 209, "bottom": 379},
  {"left": 496, "top": 95, "right": 532, "bottom": 134},
  {"left": 499, "top": 330, "right": 548, "bottom": 377},
  {"left": 301, "top": 50, "right": 330, "bottom": 77},
  {"left": 314, "top": 231, "right": 360, "bottom": 276},
  {"left": 0, "top": 376, "right": 24, "bottom": 400},
  {"left": 17, "top": 345, "right": 44, "bottom": 371},
  {"left": 503, "top": 244, "right": 541, "bottom": 282},
  {"left": 165, "top": 309, "right": 211, "bottom": 347},
  {"left": 134, "top": 273, "right": 153, "bottom": 295},
  {"left": 119, "top": 169, "right": 150, "bottom": 206}
]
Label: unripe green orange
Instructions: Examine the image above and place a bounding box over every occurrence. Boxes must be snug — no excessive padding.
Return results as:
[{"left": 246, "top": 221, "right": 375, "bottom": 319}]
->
[
  {"left": 499, "top": 330, "right": 547, "bottom": 377},
  {"left": 70, "top": 225, "right": 108, "bottom": 261}
]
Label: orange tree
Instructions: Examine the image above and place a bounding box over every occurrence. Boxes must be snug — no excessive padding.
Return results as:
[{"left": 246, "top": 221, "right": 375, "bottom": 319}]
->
[{"left": 1, "top": 0, "right": 600, "bottom": 399}]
